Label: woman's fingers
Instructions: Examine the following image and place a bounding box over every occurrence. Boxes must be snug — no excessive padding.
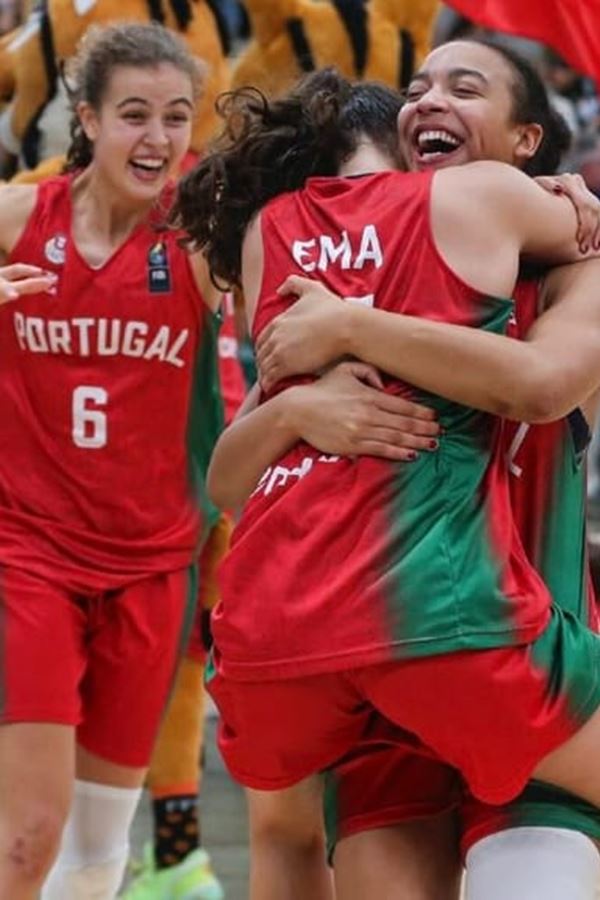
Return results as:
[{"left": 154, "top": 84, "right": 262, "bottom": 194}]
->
[
  {"left": 1, "top": 264, "right": 47, "bottom": 281},
  {"left": 0, "top": 270, "right": 57, "bottom": 304},
  {"left": 374, "top": 391, "right": 439, "bottom": 425},
  {"left": 355, "top": 440, "right": 423, "bottom": 461},
  {"left": 359, "top": 423, "right": 438, "bottom": 452}
]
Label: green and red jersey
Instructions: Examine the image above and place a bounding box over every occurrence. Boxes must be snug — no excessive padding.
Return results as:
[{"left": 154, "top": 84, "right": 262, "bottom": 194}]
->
[
  {"left": 461, "top": 278, "right": 599, "bottom": 851},
  {"left": 506, "top": 279, "right": 596, "bottom": 628},
  {"left": 213, "top": 170, "right": 552, "bottom": 680}
]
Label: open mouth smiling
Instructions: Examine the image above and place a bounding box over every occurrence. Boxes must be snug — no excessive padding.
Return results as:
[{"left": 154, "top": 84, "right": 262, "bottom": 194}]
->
[
  {"left": 129, "top": 157, "right": 168, "bottom": 179},
  {"left": 413, "top": 128, "right": 464, "bottom": 163}
]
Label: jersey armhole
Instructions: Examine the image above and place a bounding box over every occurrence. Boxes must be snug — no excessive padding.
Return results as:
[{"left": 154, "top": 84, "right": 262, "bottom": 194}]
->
[
  {"left": 182, "top": 248, "right": 218, "bottom": 324},
  {"left": 6, "top": 182, "right": 47, "bottom": 263},
  {"left": 244, "top": 211, "right": 266, "bottom": 339},
  {"left": 184, "top": 249, "right": 223, "bottom": 315}
]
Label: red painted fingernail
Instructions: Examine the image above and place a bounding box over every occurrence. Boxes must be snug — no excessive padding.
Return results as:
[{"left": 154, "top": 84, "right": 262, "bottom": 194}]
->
[{"left": 428, "top": 439, "right": 439, "bottom": 450}]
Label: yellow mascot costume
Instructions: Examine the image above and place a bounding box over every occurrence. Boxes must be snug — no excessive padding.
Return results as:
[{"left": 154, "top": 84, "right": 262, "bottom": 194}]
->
[
  {"left": 0, "top": 0, "right": 231, "bottom": 173},
  {"left": 231, "top": 0, "right": 439, "bottom": 96}
]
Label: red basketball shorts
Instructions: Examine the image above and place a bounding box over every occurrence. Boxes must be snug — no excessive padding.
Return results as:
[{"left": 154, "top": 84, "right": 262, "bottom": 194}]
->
[
  {"left": 208, "top": 606, "right": 600, "bottom": 805},
  {"left": 0, "top": 564, "right": 195, "bottom": 766}
]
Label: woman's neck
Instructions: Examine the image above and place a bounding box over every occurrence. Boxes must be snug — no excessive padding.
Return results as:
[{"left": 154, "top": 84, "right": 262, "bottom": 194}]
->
[
  {"left": 338, "top": 142, "right": 396, "bottom": 178},
  {"left": 71, "top": 165, "right": 153, "bottom": 247}
]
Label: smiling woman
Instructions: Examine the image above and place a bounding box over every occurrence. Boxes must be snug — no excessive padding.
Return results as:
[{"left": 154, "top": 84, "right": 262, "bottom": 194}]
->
[
  {"left": 398, "top": 40, "right": 571, "bottom": 175},
  {"left": 0, "top": 21, "right": 225, "bottom": 900},
  {"left": 63, "top": 21, "right": 201, "bottom": 201}
]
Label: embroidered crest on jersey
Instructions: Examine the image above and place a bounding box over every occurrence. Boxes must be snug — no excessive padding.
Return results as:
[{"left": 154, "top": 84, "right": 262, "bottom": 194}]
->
[
  {"left": 44, "top": 233, "right": 67, "bottom": 265},
  {"left": 147, "top": 241, "right": 171, "bottom": 294}
]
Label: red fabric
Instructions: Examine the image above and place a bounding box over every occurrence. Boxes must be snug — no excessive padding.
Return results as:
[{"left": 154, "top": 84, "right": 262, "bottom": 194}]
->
[
  {"left": 218, "top": 294, "right": 246, "bottom": 425},
  {"left": 505, "top": 280, "right": 598, "bottom": 631},
  {"left": 447, "top": 0, "right": 600, "bottom": 83},
  {"left": 179, "top": 149, "right": 202, "bottom": 174},
  {"left": 209, "top": 607, "right": 599, "bottom": 802},
  {"left": 0, "top": 565, "right": 190, "bottom": 767},
  {"left": 0, "top": 177, "right": 208, "bottom": 593},
  {"left": 213, "top": 170, "right": 550, "bottom": 681},
  {"left": 327, "top": 719, "right": 458, "bottom": 845}
]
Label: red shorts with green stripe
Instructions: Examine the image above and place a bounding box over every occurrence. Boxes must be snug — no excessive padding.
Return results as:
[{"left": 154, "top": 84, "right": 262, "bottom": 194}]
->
[
  {"left": 321, "top": 606, "right": 600, "bottom": 856},
  {"left": 325, "top": 732, "right": 600, "bottom": 860},
  {"left": 459, "top": 782, "right": 600, "bottom": 856},
  {"left": 0, "top": 564, "right": 196, "bottom": 767},
  {"left": 208, "top": 605, "right": 600, "bottom": 804},
  {"left": 323, "top": 716, "right": 459, "bottom": 855}
]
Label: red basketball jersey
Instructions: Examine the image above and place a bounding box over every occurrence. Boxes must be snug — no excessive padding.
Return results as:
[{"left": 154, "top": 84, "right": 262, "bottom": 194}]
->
[
  {"left": 506, "top": 278, "right": 596, "bottom": 628},
  {"left": 213, "top": 171, "right": 551, "bottom": 681},
  {"left": 218, "top": 293, "right": 246, "bottom": 425},
  {"left": 0, "top": 176, "right": 221, "bottom": 593}
]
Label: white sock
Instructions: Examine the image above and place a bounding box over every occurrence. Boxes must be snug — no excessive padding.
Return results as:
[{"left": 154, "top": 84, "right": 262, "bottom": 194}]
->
[
  {"left": 465, "top": 826, "right": 600, "bottom": 900},
  {"left": 41, "top": 779, "right": 142, "bottom": 900}
]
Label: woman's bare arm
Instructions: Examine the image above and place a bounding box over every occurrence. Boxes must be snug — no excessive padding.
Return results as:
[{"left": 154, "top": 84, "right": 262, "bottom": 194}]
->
[
  {"left": 257, "top": 257, "right": 600, "bottom": 423},
  {"left": 206, "top": 364, "right": 440, "bottom": 511}
]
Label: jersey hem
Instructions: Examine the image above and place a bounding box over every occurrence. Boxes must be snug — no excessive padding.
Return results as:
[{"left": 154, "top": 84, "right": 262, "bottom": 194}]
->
[
  {"left": 216, "top": 612, "right": 551, "bottom": 682},
  {"left": 1, "top": 709, "right": 80, "bottom": 726}
]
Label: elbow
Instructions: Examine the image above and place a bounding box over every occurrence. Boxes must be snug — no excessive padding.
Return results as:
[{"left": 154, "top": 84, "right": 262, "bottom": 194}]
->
[
  {"left": 492, "top": 381, "right": 566, "bottom": 424},
  {"left": 520, "top": 393, "right": 566, "bottom": 424}
]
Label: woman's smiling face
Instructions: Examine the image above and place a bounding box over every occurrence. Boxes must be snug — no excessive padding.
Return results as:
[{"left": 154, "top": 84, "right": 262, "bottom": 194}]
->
[
  {"left": 398, "top": 41, "right": 541, "bottom": 172},
  {"left": 78, "top": 62, "right": 194, "bottom": 202}
]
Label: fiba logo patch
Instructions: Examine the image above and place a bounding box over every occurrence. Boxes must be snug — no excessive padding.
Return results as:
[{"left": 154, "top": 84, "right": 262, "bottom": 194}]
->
[
  {"left": 148, "top": 241, "right": 167, "bottom": 267},
  {"left": 44, "top": 234, "right": 67, "bottom": 266},
  {"left": 147, "top": 241, "right": 171, "bottom": 294}
]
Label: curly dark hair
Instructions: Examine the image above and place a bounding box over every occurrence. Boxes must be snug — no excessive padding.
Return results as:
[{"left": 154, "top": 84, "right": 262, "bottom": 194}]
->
[
  {"left": 171, "top": 68, "right": 403, "bottom": 287},
  {"left": 63, "top": 21, "right": 203, "bottom": 173}
]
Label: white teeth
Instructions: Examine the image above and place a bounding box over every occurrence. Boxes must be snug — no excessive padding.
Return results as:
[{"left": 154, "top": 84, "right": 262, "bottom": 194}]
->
[
  {"left": 417, "top": 130, "right": 460, "bottom": 149},
  {"left": 131, "top": 159, "right": 164, "bottom": 170}
]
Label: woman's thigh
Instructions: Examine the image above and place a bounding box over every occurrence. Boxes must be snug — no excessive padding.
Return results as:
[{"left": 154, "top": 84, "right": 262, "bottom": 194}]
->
[{"left": 334, "top": 813, "right": 462, "bottom": 900}]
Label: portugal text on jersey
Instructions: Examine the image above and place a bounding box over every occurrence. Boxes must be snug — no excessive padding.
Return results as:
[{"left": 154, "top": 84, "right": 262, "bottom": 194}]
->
[{"left": 13, "top": 313, "right": 189, "bottom": 367}]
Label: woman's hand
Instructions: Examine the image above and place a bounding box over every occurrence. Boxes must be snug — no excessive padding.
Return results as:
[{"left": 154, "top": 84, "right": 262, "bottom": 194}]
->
[
  {"left": 257, "top": 275, "right": 350, "bottom": 391},
  {"left": 536, "top": 173, "right": 600, "bottom": 253},
  {"left": 0, "top": 263, "right": 57, "bottom": 304},
  {"left": 288, "top": 361, "right": 440, "bottom": 461}
]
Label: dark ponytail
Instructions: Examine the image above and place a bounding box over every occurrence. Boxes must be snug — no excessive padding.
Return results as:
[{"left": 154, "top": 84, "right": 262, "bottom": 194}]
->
[{"left": 172, "top": 68, "right": 403, "bottom": 287}]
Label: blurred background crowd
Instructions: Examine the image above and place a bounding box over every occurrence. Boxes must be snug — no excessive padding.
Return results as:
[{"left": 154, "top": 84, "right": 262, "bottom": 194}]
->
[{"left": 1, "top": 1, "right": 597, "bottom": 181}]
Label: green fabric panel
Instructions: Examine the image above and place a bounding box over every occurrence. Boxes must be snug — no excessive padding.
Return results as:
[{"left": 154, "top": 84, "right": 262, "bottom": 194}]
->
[
  {"left": 187, "top": 307, "right": 225, "bottom": 543},
  {"left": 540, "top": 425, "right": 588, "bottom": 619},
  {"left": 381, "top": 297, "right": 517, "bottom": 651}
]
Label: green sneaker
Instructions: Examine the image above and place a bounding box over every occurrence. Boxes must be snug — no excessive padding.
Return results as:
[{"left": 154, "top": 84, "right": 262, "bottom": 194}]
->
[{"left": 121, "top": 843, "right": 225, "bottom": 900}]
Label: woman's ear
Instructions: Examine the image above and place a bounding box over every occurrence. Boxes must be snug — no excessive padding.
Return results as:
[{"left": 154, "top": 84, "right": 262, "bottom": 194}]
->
[
  {"left": 514, "top": 121, "right": 544, "bottom": 166},
  {"left": 77, "top": 101, "right": 99, "bottom": 142}
]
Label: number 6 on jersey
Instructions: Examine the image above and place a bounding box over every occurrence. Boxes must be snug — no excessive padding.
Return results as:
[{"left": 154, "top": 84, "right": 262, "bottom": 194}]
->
[{"left": 72, "top": 386, "right": 108, "bottom": 449}]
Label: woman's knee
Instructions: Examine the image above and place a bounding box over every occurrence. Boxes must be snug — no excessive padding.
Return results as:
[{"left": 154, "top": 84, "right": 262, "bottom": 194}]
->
[
  {"left": 247, "top": 785, "right": 325, "bottom": 849},
  {"left": 2, "top": 804, "right": 67, "bottom": 884}
]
